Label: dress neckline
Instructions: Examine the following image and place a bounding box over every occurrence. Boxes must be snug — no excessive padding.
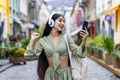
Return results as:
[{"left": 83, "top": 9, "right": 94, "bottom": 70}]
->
[{"left": 48, "top": 34, "right": 62, "bottom": 50}]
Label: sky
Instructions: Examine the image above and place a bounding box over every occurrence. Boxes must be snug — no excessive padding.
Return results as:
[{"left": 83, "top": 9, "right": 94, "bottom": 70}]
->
[{"left": 44, "top": 0, "right": 76, "bottom": 11}]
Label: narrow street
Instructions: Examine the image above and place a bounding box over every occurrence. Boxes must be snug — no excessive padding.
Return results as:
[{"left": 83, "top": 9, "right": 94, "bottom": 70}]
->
[
  {"left": 0, "top": 60, "right": 38, "bottom": 80},
  {"left": 86, "top": 58, "right": 120, "bottom": 80},
  {"left": 0, "top": 58, "right": 120, "bottom": 80}
]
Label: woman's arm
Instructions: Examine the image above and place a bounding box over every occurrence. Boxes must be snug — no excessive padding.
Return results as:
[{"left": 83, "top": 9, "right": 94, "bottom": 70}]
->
[
  {"left": 29, "top": 33, "right": 40, "bottom": 48},
  {"left": 67, "top": 28, "right": 89, "bottom": 57},
  {"left": 24, "top": 33, "right": 43, "bottom": 57},
  {"left": 80, "top": 28, "right": 89, "bottom": 52}
]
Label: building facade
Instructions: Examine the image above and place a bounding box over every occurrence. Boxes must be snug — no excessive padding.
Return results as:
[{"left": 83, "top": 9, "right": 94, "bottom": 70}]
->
[
  {"left": 39, "top": 1, "right": 50, "bottom": 26},
  {"left": 0, "top": 0, "right": 10, "bottom": 40},
  {"left": 27, "top": 0, "right": 50, "bottom": 38},
  {"left": 20, "top": 0, "right": 28, "bottom": 38},
  {"left": 111, "top": 0, "right": 120, "bottom": 45},
  {"left": 87, "top": 0, "right": 96, "bottom": 38},
  {"left": 28, "top": 0, "right": 42, "bottom": 28},
  {"left": 10, "top": 0, "right": 21, "bottom": 36},
  {"left": 95, "top": 0, "right": 120, "bottom": 45},
  {"left": 96, "top": 0, "right": 113, "bottom": 37}
]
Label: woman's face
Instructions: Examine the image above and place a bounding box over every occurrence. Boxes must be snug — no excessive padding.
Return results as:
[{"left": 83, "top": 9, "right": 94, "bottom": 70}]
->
[{"left": 53, "top": 16, "right": 65, "bottom": 31}]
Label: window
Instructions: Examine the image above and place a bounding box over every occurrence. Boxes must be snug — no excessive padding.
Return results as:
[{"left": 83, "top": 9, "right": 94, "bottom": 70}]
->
[{"left": 108, "top": 0, "right": 112, "bottom": 8}]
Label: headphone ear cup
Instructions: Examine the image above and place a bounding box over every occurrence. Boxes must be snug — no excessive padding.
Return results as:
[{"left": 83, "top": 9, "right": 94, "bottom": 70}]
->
[
  {"left": 48, "top": 13, "right": 55, "bottom": 27},
  {"left": 48, "top": 19, "right": 54, "bottom": 27}
]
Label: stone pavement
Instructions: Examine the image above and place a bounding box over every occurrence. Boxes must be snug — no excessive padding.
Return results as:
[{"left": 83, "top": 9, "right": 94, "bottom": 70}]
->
[
  {"left": 0, "top": 58, "right": 120, "bottom": 80},
  {"left": 86, "top": 57, "right": 120, "bottom": 80},
  {"left": 0, "top": 59, "right": 13, "bottom": 73},
  {"left": 0, "top": 59, "right": 9, "bottom": 66}
]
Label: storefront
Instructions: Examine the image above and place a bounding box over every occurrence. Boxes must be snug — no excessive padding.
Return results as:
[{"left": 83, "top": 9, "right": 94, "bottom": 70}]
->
[{"left": 101, "top": 4, "right": 120, "bottom": 45}]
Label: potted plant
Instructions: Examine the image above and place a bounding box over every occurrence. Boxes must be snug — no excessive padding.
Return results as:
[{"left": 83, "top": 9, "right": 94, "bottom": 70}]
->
[
  {"left": 93, "top": 35, "right": 102, "bottom": 58},
  {"left": 94, "top": 35, "right": 105, "bottom": 59},
  {"left": 113, "top": 44, "right": 120, "bottom": 68},
  {"left": 9, "top": 47, "right": 26, "bottom": 64},
  {"left": 102, "top": 36, "right": 114, "bottom": 65},
  {"left": 113, "top": 50, "right": 120, "bottom": 68},
  {"left": 86, "top": 35, "right": 102, "bottom": 58},
  {"left": 86, "top": 37, "right": 95, "bottom": 56},
  {"left": 20, "top": 38, "right": 29, "bottom": 49}
]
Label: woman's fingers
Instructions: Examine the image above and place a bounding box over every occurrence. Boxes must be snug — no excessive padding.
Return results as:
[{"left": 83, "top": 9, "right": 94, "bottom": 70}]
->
[
  {"left": 80, "top": 29, "right": 89, "bottom": 39},
  {"left": 31, "top": 33, "right": 40, "bottom": 40}
]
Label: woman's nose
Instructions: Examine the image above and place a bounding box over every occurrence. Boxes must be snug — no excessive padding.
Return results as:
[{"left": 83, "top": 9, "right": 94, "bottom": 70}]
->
[{"left": 61, "top": 21, "right": 64, "bottom": 25}]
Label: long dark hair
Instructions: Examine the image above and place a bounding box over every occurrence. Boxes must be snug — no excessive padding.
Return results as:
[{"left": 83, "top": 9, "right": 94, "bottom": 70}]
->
[
  {"left": 37, "top": 13, "right": 63, "bottom": 80},
  {"left": 37, "top": 21, "right": 52, "bottom": 80}
]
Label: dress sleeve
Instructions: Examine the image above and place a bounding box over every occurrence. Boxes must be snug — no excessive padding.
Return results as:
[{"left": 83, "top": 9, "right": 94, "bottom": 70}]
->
[
  {"left": 24, "top": 39, "right": 43, "bottom": 57},
  {"left": 67, "top": 34, "right": 87, "bottom": 57}
]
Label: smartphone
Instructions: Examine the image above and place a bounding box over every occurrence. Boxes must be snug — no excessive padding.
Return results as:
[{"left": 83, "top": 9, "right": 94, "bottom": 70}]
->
[{"left": 82, "top": 21, "right": 89, "bottom": 30}]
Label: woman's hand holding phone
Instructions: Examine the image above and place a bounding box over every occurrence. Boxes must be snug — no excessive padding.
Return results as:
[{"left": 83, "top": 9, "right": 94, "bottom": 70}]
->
[
  {"left": 80, "top": 21, "right": 89, "bottom": 40},
  {"left": 80, "top": 28, "right": 89, "bottom": 40}
]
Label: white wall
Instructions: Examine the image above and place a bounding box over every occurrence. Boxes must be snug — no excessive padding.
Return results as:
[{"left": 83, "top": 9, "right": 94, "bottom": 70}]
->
[
  {"left": 20, "top": 0, "right": 28, "bottom": 16},
  {"left": 112, "top": 0, "right": 120, "bottom": 6},
  {"left": 96, "top": 0, "right": 103, "bottom": 15},
  {"left": 39, "top": 3, "right": 50, "bottom": 26},
  {"left": 64, "top": 9, "right": 73, "bottom": 34}
]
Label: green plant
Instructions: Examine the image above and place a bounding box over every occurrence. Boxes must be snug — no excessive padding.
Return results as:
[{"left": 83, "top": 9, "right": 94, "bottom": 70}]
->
[
  {"left": 113, "top": 49, "right": 120, "bottom": 58},
  {"left": 9, "top": 47, "right": 25, "bottom": 57},
  {"left": 115, "top": 43, "right": 120, "bottom": 50},
  {"left": 0, "top": 46, "right": 2, "bottom": 52},
  {"left": 94, "top": 35, "right": 104, "bottom": 47},
  {"left": 102, "top": 36, "right": 114, "bottom": 54},
  {"left": 87, "top": 37, "right": 94, "bottom": 46},
  {"left": 114, "top": 43, "right": 120, "bottom": 57},
  {"left": 20, "top": 39, "right": 30, "bottom": 49},
  {"left": 86, "top": 37, "right": 96, "bottom": 48}
]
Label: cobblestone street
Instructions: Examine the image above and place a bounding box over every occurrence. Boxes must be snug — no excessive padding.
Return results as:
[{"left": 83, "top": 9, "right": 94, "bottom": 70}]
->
[
  {"left": 86, "top": 58, "right": 120, "bottom": 80},
  {"left": 0, "top": 60, "right": 38, "bottom": 80},
  {"left": 0, "top": 58, "right": 120, "bottom": 80}
]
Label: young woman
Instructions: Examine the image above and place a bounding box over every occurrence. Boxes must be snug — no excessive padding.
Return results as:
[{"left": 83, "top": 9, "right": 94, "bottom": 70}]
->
[{"left": 25, "top": 13, "right": 89, "bottom": 80}]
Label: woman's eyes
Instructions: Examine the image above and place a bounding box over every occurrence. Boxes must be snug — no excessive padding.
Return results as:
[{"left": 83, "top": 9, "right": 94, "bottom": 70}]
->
[{"left": 59, "top": 19, "right": 65, "bottom": 23}]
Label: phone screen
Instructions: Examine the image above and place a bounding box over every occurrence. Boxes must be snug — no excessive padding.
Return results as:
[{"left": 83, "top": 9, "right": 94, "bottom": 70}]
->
[{"left": 82, "top": 21, "right": 89, "bottom": 30}]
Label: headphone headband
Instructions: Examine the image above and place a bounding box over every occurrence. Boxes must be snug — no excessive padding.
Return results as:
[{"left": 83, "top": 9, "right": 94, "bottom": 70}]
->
[{"left": 48, "top": 13, "right": 55, "bottom": 27}]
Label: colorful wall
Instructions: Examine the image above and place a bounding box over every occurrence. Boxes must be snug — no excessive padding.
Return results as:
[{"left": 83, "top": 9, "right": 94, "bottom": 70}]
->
[{"left": 0, "top": 0, "right": 10, "bottom": 38}]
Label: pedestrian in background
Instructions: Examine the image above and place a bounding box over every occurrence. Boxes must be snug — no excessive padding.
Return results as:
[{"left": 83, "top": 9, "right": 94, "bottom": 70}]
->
[{"left": 25, "top": 13, "right": 89, "bottom": 80}]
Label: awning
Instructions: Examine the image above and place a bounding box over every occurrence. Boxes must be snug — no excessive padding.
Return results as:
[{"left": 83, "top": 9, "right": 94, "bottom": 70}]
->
[{"left": 101, "top": 4, "right": 120, "bottom": 15}]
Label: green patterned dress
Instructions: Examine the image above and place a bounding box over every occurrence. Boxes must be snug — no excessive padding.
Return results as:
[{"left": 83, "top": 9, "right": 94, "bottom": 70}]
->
[{"left": 25, "top": 34, "right": 87, "bottom": 80}]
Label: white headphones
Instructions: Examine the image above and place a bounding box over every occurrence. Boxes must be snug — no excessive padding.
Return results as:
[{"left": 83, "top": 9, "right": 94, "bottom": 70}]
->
[{"left": 48, "top": 13, "right": 55, "bottom": 27}]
